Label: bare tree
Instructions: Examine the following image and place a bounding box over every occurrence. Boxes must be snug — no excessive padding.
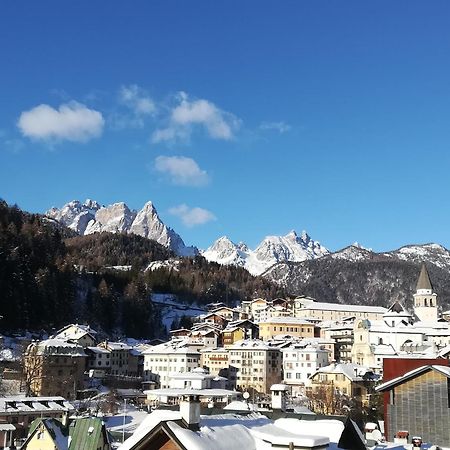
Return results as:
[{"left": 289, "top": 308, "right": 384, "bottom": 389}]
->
[{"left": 21, "top": 342, "right": 46, "bottom": 396}]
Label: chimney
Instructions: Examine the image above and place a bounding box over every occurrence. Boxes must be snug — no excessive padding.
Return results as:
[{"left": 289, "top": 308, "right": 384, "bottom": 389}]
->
[
  {"left": 270, "top": 384, "right": 288, "bottom": 412},
  {"left": 179, "top": 394, "right": 201, "bottom": 430}
]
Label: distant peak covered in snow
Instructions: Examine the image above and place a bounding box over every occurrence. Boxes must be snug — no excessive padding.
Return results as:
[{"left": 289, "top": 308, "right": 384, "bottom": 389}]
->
[
  {"left": 46, "top": 199, "right": 197, "bottom": 257},
  {"left": 202, "top": 229, "right": 329, "bottom": 275}
]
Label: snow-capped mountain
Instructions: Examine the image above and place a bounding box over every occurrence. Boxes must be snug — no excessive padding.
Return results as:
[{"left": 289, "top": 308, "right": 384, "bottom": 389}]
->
[
  {"left": 46, "top": 200, "right": 197, "bottom": 257},
  {"left": 202, "top": 230, "right": 329, "bottom": 275},
  {"left": 46, "top": 199, "right": 101, "bottom": 234},
  {"left": 202, "top": 236, "right": 249, "bottom": 268},
  {"left": 262, "top": 241, "right": 450, "bottom": 309}
]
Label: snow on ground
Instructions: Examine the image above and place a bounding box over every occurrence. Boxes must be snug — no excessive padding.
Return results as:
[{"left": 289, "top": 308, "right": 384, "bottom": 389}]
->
[
  {"left": 0, "top": 335, "right": 30, "bottom": 361},
  {"left": 151, "top": 293, "right": 205, "bottom": 331},
  {"left": 104, "top": 404, "right": 149, "bottom": 434},
  {"left": 145, "top": 259, "right": 180, "bottom": 272}
]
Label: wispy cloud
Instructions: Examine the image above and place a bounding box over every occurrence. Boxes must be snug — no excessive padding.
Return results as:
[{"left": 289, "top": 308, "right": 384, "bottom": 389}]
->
[
  {"left": 119, "top": 84, "right": 156, "bottom": 116},
  {"left": 154, "top": 155, "right": 209, "bottom": 187},
  {"left": 259, "top": 121, "right": 291, "bottom": 133},
  {"left": 17, "top": 101, "right": 104, "bottom": 143},
  {"left": 152, "top": 92, "right": 241, "bottom": 143},
  {"left": 169, "top": 204, "right": 217, "bottom": 227},
  {"left": 110, "top": 84, "right": 157, "bottom": 129}
]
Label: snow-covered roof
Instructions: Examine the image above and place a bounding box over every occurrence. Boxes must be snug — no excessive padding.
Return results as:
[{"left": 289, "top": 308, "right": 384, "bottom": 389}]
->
[
  {"left": 144, "top": 388, "right": 237, "bottom": 398},
  {"left": 0, "top": 396, "right": 73, "bottom": 415},
  {"left": 313, "top": 363, "right": 373, "bottom": 381},
  {"left": 229, "top": 339, "right": 279, "bottom": 351},
  {"left": 104, "top": 342, "right": 132, "bottom": 351},
  {"left": 376, "top": 365, "right": 450, "bottom": 392},
  {"left": 143, "top": 340, "right": 200, "bottom": 355},
  {"left": 259, "top": 316, "right": 313, "bottom": 325},
  {"left": 300, "top": 302, "right": 387, "bottom": 314},
  {"left": 120, "top": 411, "right": 337, "bottom": 450},
  {"left": 30, "top": 339, "right": 86, "bottom": 356},
  {"left": 87, "top": 346, "right": 110, "bottom": 354},
  {"left": 270, "top": 384, "right": 289, "bottom": 391}
]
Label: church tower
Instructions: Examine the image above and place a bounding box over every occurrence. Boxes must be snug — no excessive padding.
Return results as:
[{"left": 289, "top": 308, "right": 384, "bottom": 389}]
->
[{"left": 413, "top": 263, "right": 438, "bottom": 322}]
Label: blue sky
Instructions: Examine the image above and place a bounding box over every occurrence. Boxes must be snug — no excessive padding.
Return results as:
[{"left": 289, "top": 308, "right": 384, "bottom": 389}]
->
[{"left": 2, "top": 1, "right": 450, "bottom": 252}]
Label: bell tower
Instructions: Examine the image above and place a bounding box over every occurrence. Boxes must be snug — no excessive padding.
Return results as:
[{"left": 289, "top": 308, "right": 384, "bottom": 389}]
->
[{"left": 413, "top": 263, "right": 438, "bottom": 322}]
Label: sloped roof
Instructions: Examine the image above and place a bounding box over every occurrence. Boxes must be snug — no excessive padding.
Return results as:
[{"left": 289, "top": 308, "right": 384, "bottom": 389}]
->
[
  {"left": 69, "top": 417, "right": 108, "bottom": 450},
  {"left": 376, "top": 364, "right": 450, "bottom": 392},
  {"left": 26, "top": 418, "right": 68, "bottom": 450},
  {"left": 416, "top": 263, "right": 433, "bottom": 291},
  {"left": 387, "top": 301, "right": 407, "bottom": 314}
]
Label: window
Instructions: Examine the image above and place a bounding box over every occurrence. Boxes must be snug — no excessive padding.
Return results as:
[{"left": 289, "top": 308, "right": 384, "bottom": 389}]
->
[{"left": 389, "top": 389, "right": 395, "bottom": 405}]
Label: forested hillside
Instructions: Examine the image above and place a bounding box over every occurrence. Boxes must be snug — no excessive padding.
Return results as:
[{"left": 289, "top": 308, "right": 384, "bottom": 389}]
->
[{"left": 0, "top": 200, "right": 284, "bottom": 338}]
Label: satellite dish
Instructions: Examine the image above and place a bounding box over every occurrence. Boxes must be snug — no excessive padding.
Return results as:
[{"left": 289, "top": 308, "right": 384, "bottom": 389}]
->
[
  {"left": 243, "top": 392, "right": 250, "bottom": 400},
  {"left": 372, "top": 429, "right": 382, "bottom": 442}
]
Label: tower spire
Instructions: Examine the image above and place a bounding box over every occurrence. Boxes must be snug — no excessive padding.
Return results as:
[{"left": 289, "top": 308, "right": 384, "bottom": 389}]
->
[{"left": 416, "top": 263, "right": 433, "bottom": 292}]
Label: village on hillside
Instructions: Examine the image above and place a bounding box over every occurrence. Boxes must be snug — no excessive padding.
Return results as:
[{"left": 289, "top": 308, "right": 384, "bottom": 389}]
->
[{"left": 0, "top": 264, "right": 448, "bottom": 448}]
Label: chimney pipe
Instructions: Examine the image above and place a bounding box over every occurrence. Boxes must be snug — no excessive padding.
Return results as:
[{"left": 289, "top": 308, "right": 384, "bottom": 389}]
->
[{"left": 180, "top": 394, "right": 201, "bottom": 431}]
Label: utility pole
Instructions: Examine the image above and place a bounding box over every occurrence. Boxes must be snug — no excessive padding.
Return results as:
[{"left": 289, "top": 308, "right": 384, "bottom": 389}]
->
[{"left": 122, "top": 398, "right": 127, "bottom": 444}]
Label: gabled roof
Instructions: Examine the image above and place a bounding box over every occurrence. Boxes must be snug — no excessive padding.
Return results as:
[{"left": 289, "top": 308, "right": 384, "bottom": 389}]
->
[
  {"left": 376, "top": 364, "right": 450, "bottom": 392},
  {"left": 69, "top": 417, "right": 109, "bottom": 450},
  {"left": 386, "top": 301, "right": 407, "bottom": 314},
  {"left": 24, "top": 418, "right": 68, "bottom": 450},
  {"left": 416, "top": 263, "right": 433, "bottom": 291}
]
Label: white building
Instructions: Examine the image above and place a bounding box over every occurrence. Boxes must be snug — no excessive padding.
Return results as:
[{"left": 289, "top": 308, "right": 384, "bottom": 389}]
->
[
  {"left": 351, "top": 265, "right": 450, "bottom": 371},
  {"left": 143, "top": 340, "right": 201, "bottom": 388},
  {"left": 169, "top": 367, "right": 227, "bottom": 390},
  {"left": 282, "top": 343, "right": 330, "bottom": 396}
]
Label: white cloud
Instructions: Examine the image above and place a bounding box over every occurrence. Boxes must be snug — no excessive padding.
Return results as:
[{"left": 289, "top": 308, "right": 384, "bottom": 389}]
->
[
  {"left": 260, "top": 121, "right": 291, "bottom": 133},
  {"left": 152, "top": 92, "right": 240, "bottom": 143},
  {"left": 119, "top": 84, "right": 156, "bottom": 116},
  {"left": 18, "top": 101, "right": 104, "bottom": 142},
  {"left": 110, "top": 84, "right": 157, "bottom": 130},
  {"left": 169, "top": 204, "right": 216, "bottom": 227},
  {"left": 154, "top": 155, "right": 209, "bottom": 186}
]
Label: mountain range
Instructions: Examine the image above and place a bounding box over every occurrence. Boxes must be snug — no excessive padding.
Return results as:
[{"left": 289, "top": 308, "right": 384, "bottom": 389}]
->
[
  {"left": 46, "top": 199, "right": 197, "bottom": 257},
  {"left": 202, "top": 231, "right": 329, "bottom": 275},
  {"left": 46, "top": 199, "right": 450, "bottom": 310}
]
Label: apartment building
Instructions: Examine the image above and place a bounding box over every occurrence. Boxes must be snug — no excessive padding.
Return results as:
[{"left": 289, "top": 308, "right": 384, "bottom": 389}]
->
[
  {"left": 282, "top": 344, "right": 330, "bottom": 395},
  {"left": 293, "top": 297, "right": 387, "bottom": 322},
  {"left": 143, "top": 341, "right": 200, "bottom": 388},
  {"left": 228, "top": 340, "right": 282, "bottom": 394},
  {"left": 97, "top": 341, "right": 139, "bottom": 377},
  {"left": 200, "top": 347, "right": 237, "bottom": 388},
  {"left": 24, "top": 339, "right": 86, "bottom": 400},
  {"left": 259, "top": 317, "right": 315, "bottom": 341}
]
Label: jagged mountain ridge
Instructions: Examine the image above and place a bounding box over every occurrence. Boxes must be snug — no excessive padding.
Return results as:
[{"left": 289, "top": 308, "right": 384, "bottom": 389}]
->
[
  {"left": 46, "top": 199, "right": 197, "bottom": 257},
  {"left": 202, "top": 230, "right": 329, "bottom": 275},
  {"left": 263, "top": 243, "right": 450, "bottom": 311}
]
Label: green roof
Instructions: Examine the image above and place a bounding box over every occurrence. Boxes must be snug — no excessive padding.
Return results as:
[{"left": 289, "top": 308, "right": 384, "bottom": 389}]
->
[{"left": 69, "top": 417, "right": 107, "bottom": 450}]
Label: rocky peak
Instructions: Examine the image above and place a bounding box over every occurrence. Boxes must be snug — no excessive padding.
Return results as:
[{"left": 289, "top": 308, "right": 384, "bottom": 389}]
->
[{"left": 46, "top": 199, "right": 198, "bottom": 257}]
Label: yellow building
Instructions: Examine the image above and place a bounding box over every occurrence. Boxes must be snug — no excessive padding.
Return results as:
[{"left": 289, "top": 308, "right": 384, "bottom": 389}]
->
[
  {"left": 222, "top": 327, "right": 245, "bottom": 346},
  {"left": 229, "top": 340, "right": 282, "bottom": 394},
  {"left": 259, "top": 317, "right": 315, "bottom": 341},
  {"left": 24, "top": 339, "right": 86, "bottom": 400},
  {"left": 308, "top": 362, "right": 375, "bottom": 413}
]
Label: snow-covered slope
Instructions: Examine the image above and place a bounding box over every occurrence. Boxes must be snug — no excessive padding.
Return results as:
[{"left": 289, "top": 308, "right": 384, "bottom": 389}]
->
[
  {"left": 46, "top": 199, "right": 197, "bottom": 257},
  {"left": 202, "top": 230, "right": 329, "bottom": 275},
  {"left": 202, "top": 236, "right": 249, "bottom": 268},
  {"left": 385, "top": 243, "right": 450, "bottom": 269}
]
